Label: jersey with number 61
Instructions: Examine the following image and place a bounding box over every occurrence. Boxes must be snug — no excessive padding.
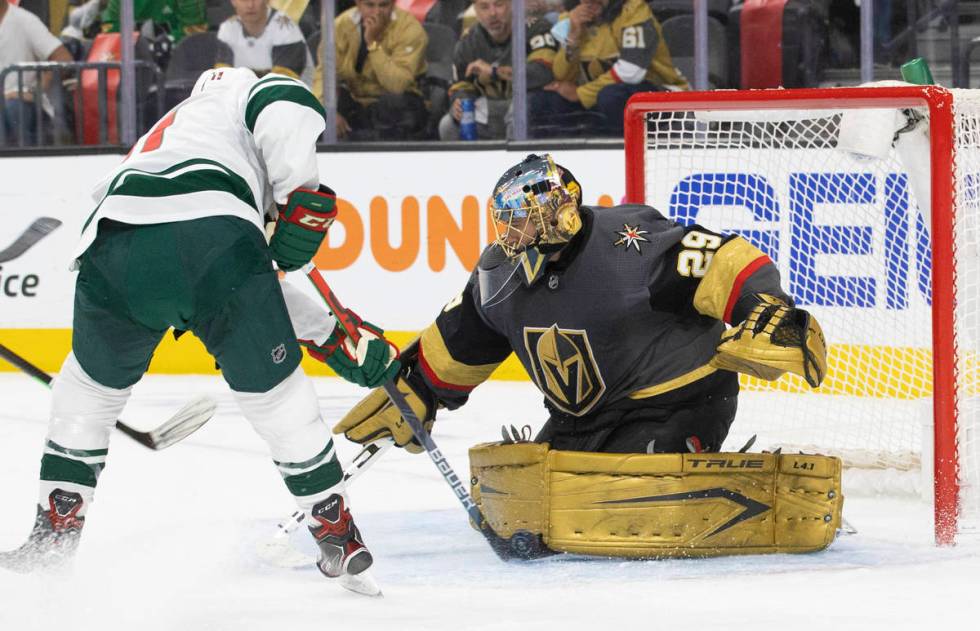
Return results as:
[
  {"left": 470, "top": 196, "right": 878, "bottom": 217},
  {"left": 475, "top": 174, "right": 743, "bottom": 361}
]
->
[
  {"left": 416, "top": 205, "right": 792, "bottom": 417},
  {"left": 73, "top": 67, "right": 326, "bottom": 261}
]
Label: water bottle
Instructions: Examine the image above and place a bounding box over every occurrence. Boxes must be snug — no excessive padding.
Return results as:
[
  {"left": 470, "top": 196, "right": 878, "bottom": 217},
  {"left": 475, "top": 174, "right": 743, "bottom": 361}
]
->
[
  {"left": 901, "top": 57, "right": 934, "bottom": 86},
  {"left": 459, "top": 97, "right": 477, "bottom": 141}
]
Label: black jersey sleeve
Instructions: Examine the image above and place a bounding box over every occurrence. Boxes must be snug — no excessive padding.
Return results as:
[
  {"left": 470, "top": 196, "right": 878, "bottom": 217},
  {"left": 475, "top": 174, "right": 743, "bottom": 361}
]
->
[
  {"left": 526, "top": 18, "right": 558, "bottom": 90},
  {"left": 415, "top": 274, "right": 513, "bottom": 408},
  {"left": 649, "top": 224, "right": 791, "bottom": 325}
]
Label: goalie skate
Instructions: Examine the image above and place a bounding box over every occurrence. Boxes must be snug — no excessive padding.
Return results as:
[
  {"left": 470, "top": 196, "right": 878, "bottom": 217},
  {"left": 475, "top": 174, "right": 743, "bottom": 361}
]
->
[{"left": 0, "top": 490, "right": 84, "bottom": 574}]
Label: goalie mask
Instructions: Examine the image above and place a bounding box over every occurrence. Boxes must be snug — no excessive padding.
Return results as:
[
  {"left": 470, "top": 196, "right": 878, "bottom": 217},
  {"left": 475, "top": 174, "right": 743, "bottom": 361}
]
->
[{"left": 488, "top": 154, "right": 583, "bottom": 288}]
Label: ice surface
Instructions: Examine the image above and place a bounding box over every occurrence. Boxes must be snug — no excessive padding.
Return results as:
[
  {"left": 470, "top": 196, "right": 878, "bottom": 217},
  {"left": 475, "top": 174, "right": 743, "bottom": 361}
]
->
[{"left": 1, "top": 374, "right": 978, "bottom": 631}]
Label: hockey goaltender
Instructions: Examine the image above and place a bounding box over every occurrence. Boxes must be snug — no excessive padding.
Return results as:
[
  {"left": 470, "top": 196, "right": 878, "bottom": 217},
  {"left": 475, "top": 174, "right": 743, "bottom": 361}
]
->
[{"left": 335, "top": 153, "right": 842, "bottom": 559}]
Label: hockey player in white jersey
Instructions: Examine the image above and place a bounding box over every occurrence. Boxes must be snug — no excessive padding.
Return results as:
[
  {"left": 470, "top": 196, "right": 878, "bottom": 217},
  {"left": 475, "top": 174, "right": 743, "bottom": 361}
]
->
[{"left": 0, "top": 68, "right": 395, "bottom": 595}]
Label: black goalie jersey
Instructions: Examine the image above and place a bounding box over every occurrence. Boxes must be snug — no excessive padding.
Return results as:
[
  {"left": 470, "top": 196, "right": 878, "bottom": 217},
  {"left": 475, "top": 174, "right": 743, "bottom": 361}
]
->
[{"left": 413, "top": 204, "right": 790, "bottom": 418}]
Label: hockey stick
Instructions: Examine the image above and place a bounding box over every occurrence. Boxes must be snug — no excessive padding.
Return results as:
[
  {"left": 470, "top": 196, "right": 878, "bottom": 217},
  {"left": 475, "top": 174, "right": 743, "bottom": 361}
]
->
[
  {"left": 0, "top": 342, "right": 216, "bottom": 450},
  {"left": 0, "top": 217, "right": 62, "bottom": 263},
  {"left": 304, "top": 266, "right": 536, "bottom": 561}
]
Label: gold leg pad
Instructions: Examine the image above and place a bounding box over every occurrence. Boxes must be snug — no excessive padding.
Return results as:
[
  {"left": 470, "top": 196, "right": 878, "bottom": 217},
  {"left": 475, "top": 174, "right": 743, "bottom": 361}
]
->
[{"left": 469, "top": 444, "right": 843, "bottom": 559}]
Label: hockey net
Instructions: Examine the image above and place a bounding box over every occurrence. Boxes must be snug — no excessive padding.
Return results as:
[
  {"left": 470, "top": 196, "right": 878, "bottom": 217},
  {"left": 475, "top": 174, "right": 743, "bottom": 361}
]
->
[{"left": 624, "top": 86, "right": 980, "bottom": 544}]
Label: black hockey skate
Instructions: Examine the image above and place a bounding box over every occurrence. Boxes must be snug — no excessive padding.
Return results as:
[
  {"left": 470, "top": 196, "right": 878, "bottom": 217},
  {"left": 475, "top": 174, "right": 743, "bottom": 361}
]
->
[
  {"left": 0, "top": 489, "right": 85, "bottom": 573},
  {"left": 308, "top": 494, "right": 380, "bottom": 596}
]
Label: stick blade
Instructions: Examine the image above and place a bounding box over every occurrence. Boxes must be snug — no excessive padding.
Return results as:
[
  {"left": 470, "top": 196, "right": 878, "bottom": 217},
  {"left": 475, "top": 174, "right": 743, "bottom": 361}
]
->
[
  {"left": 0, "top": 217, "right": 63, "bottom": 263},
  {"left": 29, "top": 217, "right": 63, "bottom": 236},
  {"left": 147, "top": 395, "right": 218, "bottom": 449},
  {"left": 115, "top": 395, "right": 218, "bottom": 450}
]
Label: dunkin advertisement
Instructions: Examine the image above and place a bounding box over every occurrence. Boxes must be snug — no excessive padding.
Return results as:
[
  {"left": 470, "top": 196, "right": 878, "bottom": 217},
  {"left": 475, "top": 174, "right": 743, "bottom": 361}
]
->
[{"left": 0, "top": 149, "right": 625, "bottom": 374}]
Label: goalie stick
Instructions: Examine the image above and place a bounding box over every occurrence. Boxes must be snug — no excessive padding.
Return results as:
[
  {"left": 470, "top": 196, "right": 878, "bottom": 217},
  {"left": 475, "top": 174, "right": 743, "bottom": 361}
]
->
[
  {"left": 304, "top": 265, "right": 538, "bottom": 561},
  {"left": 0, "top": 342, "right": 216, "bottom": 450},
  {"left": 0, "top": 217, "right": 62, "bottom": 263}
]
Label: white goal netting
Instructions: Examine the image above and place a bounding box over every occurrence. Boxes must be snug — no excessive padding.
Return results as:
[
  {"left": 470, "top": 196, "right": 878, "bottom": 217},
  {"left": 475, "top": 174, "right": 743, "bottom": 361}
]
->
[{"left": 630, "top": 87, "right": 980, "bottom": 540}]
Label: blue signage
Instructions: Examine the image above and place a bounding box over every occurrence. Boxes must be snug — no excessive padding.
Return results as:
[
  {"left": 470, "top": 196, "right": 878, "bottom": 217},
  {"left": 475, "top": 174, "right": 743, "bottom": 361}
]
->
[{"left": 668, "top": 173, "right": 933, "bottom": 308}]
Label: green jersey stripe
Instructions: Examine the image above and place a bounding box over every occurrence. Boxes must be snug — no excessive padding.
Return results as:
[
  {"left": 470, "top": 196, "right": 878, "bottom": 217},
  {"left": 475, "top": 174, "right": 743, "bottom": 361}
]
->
[
  {"left": 46, "top": 440, "right": 109, "bottom": 458},
  {"left": 246, "top": 74, "right": 304, "bottom": 101},
  {"left": 281, "top": 459, "right": 343, "bottom": 497},
  {"left": 108, "top": 163, "right": 257, "bottom": 208},
  {"left": 82, "top": 159, "right": 258, "bottom": 234},
  {"left": 245, "top": 83, "right": 325, "bottom": 133},
  {"left": 40, "top": 454, "right": 103, "bottom": 488},
  {"left": 274, "top": 440, "right": 334, "bottom": 471}
]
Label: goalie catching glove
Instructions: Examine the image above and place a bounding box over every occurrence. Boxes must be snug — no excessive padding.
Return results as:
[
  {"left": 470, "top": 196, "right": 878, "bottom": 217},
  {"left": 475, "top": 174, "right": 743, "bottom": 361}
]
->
[
  {"left": 710, "top": 294, "right": 827, "bottom": 387},
  {"left": 301, "top": 314, "right": 401, "bottom": 388},
  {"left": 270, "top": 184, "right": 337, "bottom": 272},
  {"left": 333, "top": 344, "right": 436, "bottom": 453}
]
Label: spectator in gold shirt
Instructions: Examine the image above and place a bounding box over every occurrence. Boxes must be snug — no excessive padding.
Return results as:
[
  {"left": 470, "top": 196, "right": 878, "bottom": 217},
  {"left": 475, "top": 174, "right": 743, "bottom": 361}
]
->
[
  {"left": 531, "top": 0, "right": 687, "bottom": 136},
  {"left": 315, "top": 0, "right": 429, "bottom": 140}
]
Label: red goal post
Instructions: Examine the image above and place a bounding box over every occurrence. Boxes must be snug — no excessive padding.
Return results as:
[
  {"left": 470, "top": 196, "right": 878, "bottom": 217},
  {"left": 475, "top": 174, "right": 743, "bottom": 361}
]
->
[{"left": 623, "top": 87, "right": 966, "bottom": 544}]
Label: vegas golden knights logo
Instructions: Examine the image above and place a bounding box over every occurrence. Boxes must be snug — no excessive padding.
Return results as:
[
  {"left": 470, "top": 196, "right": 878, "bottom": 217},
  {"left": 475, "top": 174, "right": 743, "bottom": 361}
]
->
[{"left": 523, "top": 325, "right": 606, "bottom": 416}]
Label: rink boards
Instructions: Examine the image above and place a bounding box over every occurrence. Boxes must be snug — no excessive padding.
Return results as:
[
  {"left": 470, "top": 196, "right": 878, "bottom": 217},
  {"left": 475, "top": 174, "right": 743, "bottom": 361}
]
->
[{"left": 0, "top": 148, "right": 949, "bottom": 398}]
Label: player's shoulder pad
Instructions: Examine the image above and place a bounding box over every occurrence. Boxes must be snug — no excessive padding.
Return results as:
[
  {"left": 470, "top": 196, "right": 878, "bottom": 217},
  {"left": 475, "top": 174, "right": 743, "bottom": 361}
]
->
[
  {"left": 582, "top": 204, "right": 681, "bottom": 261},
  {"left": 587, "top": 203, "right": 674, "bottom": 234},
  {"left": 244, "top": 73, "right": 324, "bottom": 132}
]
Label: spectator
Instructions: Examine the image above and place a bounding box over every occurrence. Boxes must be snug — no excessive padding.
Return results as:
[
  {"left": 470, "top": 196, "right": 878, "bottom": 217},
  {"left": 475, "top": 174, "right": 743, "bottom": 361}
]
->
[
  {"left": 531, "top": 0, "right": 687, "bottom": 137},
  {"left": 0, "top": 0, "right": 74, "bottom": 146},
  {"left": 439, "top": 0, "right": 557, "bottom": 140},
  {"left": 101, "top": 0, "right": 207, "bottom": 43},
  {"left": 315, "top": 0, "right": 428, "bottom": 141},
  {"left": 216, "top": 0, "right": 314, "bottom": 85}
]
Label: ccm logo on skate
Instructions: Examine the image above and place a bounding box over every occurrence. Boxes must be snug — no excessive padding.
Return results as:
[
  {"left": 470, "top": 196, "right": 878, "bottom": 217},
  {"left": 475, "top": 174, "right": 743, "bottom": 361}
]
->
[
  {"left": 688, "top": 458, "right": 766, "bottom": 469},
  {"left": 0, "top": 267, "right": 40, "bottom": 298}
]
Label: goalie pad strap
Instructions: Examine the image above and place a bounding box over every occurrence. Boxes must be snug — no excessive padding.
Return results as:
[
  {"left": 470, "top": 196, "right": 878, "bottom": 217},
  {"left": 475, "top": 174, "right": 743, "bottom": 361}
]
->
[{"left": 470, "top": 443, "right": 842, "bottom": 558}]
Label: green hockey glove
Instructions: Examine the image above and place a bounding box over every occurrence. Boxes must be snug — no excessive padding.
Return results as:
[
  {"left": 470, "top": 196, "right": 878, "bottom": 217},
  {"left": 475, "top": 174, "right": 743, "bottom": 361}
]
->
[
  {"left": 302, "top": 314, "right": 401, "bottom": 388},
  {"left": 269, "top": 184, "right": 337, "bottom": 272}
]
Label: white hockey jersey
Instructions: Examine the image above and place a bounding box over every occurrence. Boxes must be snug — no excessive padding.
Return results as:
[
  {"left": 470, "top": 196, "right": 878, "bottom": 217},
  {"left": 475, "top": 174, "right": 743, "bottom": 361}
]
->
[
  {"left": 215, "top": 9, "right": 315, "bottom": 86},
  {"left": 75, "top": 67, "right": 326, "bottom": 261}
]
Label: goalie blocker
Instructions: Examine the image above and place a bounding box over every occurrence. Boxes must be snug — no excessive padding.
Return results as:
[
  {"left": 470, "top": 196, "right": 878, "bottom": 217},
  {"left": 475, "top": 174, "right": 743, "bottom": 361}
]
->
[{"left": 470, "top": 442, "right": 843, "bottom": 558}]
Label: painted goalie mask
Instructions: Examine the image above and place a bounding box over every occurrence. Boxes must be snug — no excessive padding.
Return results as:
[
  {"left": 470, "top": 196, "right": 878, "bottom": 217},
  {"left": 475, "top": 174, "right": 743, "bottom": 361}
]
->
[{"left": 488, "top": 154, "right": 583, "bottom": 284}]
